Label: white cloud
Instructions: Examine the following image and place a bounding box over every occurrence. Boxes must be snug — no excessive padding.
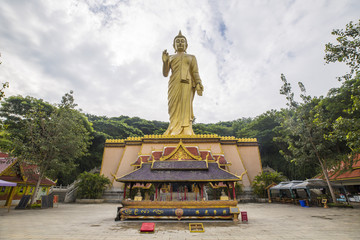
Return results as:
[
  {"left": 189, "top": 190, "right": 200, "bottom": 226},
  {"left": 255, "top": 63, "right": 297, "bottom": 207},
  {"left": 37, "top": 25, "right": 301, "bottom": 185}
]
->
[{"left": 0, "top": 0, "right": 359, "bottom": 123}]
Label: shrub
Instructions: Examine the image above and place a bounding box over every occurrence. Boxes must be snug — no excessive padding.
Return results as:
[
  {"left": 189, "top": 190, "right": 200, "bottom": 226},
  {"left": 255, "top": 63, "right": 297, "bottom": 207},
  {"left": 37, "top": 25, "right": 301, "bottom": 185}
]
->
[
  {"left": 252, "top": 171, "right": 285, "bottom": 198},
  {"left": 76, "top": 172, "right": 110, "bottom": 199}
]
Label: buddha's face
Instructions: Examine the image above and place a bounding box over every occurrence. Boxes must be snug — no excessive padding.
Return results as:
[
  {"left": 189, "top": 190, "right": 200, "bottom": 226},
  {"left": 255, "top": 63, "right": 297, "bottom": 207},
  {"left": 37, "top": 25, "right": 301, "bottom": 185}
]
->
[{"left": 174, "top": 37, "right": 187, "bottom": 52}]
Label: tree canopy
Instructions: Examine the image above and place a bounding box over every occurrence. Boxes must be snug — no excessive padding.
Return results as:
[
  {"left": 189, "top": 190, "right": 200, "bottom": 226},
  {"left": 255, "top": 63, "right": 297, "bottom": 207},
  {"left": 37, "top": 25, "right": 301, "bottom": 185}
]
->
[{"left": 0, "top": 92, "right": 92, "bottom": 203}]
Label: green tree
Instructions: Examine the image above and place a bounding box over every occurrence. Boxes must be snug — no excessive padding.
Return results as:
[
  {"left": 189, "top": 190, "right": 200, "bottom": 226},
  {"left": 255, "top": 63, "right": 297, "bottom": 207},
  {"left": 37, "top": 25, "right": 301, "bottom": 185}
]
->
[
  {"left": 0, "top": 96, "right": 56, "bottom": 153},
  {"left": 324, "top": 19, "right": 360, "bottom": 156},
  {"left": 1, "top": 92, "right": 92, "bottom": 204},
  {"left": 0, "top": 53, "right": 9, "bottom": 101},
  {"left": 91, "top": 119, "right": 143, "bottom": 139},
  {"left": 325, "top": 20, "right": 360, "bottom": 82},
  {"left": 252, "top": 171, "right": 285, "bottom": 198},
  {"left": 278, "top": 75, "right": 342, "bottom": 202},
  {"left": 193, "top": 121, "right": 235, "bottom": 136},
  {"left": 231, "top": 117, "right": 252, "bottom": 136}
]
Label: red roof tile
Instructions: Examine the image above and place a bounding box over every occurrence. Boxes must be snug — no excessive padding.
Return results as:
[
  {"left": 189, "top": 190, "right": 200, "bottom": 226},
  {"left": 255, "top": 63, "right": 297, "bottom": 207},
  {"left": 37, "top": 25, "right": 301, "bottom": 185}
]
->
[
  {"left": 1, "top": 158, "right": 55, "bottom": 186},
  {"left": 331, "top": 169, "right": 360, "bottom": 180},
  {"left": 131, "top": 156, "right": 150, "bottom": 166},
  {"left": 150, "top": 151, "right": 162, "bottom": 161},
  {"left": 140, "top": 156, "right": 149, "bottom": 163},
  {"left": 0, "top": 153, "right": 9, "bottom": 158},
  {"left": 0, "top": 175, "right": 23, "bottom": 183},
  {"left": 319, "top": 154, "right": 360, "bottom": 181},
  {"left": 0, "top": 157, "right": 16, "bottom": 174},
  {"left": 213, "top": 155, "right": 228, "bottom": 165},
  {"left": 185, "top": 147, "right": 200, "bottom": 156},
  {"left": 163, "top": 147, "right": 176, "bottom": 157},
  {"left": 21, "top": 163, "right": 56, "bottom": 185},
  {"left": 200, "top": 151, "right": 214, "bottom": 160}
]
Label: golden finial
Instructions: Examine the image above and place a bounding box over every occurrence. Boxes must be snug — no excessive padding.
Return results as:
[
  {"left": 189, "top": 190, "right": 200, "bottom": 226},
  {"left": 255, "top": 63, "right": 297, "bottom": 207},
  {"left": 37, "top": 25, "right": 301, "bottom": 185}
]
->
[{"left": 174, "top": 30, "right": 186, "bottom": 41}]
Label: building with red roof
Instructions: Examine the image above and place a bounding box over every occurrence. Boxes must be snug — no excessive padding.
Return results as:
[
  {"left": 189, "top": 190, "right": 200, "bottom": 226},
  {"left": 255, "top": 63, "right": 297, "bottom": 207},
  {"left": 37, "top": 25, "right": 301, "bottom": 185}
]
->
[
  {"left": 0, "top": 153, "right": 56, "bottom": 207},
  {"left": 329, "top": 155, "right": 360, "bottom": 200},
  {"left": 316, "top": 154, "right": 360, "bottom": 202}
]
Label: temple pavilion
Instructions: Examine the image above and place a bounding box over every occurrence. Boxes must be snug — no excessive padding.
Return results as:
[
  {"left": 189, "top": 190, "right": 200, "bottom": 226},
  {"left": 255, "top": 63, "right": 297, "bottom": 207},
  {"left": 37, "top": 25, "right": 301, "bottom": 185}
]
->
[
  {"left": 100, "top": 134, "right": 262, "bottom": 221},
  {"left": 118, "top": 140, "right": 240, "bottom": 201}
]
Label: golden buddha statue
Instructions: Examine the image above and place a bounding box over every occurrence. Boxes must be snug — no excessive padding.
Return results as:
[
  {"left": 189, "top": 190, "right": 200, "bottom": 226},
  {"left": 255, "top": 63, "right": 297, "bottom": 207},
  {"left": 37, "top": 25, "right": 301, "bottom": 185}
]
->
[{"left": 162, "top": 31, "right": 204, "bottom": 135}]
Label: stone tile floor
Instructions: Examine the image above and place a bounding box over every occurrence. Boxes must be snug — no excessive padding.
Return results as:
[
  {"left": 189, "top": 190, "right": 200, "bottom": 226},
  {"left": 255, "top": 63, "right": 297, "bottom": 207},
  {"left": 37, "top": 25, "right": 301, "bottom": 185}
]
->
[{"left": 1, "top": 203, "right": 359, "bottom": 240}]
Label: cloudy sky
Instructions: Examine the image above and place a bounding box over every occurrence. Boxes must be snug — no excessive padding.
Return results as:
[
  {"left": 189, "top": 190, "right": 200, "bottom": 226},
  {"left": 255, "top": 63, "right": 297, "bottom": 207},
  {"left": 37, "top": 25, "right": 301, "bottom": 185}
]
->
[{"left": 0, "top": 0, "right": 359, "bottom": 123}]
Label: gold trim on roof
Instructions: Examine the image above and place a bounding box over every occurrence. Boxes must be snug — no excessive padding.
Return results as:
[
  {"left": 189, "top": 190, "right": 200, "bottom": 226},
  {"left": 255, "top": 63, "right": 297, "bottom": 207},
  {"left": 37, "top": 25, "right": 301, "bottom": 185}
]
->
[
  {"left": 237, "top": 138, "right": 257, "bottom": 142},
  {"left": 110, "top": 172, "right": 117, "bottom": 180},
  {"left": 105, "top": 139, "right": 125, "bottom": 143},
  {"left": 106, "top": 135, "right": 257, "bottom": 143},
  {"left": 205, "top": 152, "right": 210, "bottom": 161},
  {"left": 239, "top": 170, "right": 248, "bottom": 180},
  {"left": 160, "top": 140, "right": 202, "bottom": 161},
  {"left": 221, "top": 136, "right": 236, "bottom": 140}
]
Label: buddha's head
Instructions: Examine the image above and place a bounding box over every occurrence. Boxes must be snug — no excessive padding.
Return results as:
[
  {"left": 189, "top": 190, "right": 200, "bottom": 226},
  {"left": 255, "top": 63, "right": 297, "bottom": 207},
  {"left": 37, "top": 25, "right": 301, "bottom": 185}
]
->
[{"left": 173, "top": 31, "right": 188, "bottom": 53}]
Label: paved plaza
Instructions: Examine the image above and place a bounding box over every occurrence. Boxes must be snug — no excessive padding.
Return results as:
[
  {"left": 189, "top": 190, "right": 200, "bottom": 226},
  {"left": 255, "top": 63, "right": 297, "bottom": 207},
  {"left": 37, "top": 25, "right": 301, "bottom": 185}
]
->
[{"left": 1, "top": 203, "right": 359, "bottom": 240}]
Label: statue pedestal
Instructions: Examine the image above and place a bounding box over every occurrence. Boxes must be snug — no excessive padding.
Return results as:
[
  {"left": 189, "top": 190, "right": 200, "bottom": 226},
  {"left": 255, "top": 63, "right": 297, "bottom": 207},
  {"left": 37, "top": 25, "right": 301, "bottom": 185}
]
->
[
  {"left": 118, "top": 200, "right": 239, "bottom": 221},
  {"left": 134, "top": 196, "right": 142, "bottom": 201}
]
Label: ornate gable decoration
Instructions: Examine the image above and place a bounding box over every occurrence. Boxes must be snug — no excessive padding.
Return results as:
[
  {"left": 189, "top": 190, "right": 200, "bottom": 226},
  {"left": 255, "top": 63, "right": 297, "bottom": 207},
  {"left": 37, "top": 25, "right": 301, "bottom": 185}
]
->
[{"left": 160, "top": 141, "right": 202, "bottom": 161}]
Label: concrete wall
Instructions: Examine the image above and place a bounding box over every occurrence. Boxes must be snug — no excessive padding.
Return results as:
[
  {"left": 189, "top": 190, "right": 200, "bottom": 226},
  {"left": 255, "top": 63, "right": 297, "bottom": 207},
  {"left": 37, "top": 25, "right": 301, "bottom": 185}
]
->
[
  {"left": 100, "top": 146, "right": 125, "bottom": 188},
  {"left": 237, "top": 145, "right": 263, "bottom": 186}
]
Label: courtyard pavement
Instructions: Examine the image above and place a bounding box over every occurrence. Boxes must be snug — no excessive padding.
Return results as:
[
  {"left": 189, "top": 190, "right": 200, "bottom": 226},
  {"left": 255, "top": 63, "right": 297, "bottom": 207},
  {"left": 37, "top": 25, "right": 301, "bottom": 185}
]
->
[{"left": 0, "top": 202, "right": 359, "bottom": 240}]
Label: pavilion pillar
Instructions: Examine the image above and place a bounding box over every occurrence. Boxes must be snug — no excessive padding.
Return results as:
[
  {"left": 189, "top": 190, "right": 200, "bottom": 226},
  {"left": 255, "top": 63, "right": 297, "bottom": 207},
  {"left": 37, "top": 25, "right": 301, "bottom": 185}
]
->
[
  {"left": 226, "top": 182, "right": 231, "bottom": 199},
  {"left": 123, "top": 183, "right": 127, "bottom": 200},
  {"left": 170, "top": 184, "right": 173, "bottom": 201},
  {"left": 129, "top": 183, "right": 133, "bottom": 200},
  {"left": 5, "top": 186, "right": 16, "bottom": 208},
  {"left": 195, "top": 184, "right": 197, "bottom": 201},
  {"left": 184, "top": 186, "right": 187, "bottom": 201},
  {"left": 155, "top": 184, "right": 158, "bottom": 201},
  {"left": 200, "top": 184, "right": 204, "bottom": 200},
  {"left": 231, "top": 182, "right": 236, "bottom": 200}
]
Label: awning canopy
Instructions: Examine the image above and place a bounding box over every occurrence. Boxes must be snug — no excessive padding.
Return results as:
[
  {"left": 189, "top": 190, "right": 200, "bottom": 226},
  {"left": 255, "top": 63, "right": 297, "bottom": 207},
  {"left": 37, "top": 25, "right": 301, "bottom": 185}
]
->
[
  {"left": 275, "top": 180, "right": 303, "bottom": 190},
  {"left": 0, "top": 179, "right": 17, "bottom": 187},
  {"left": 270, "top": 179, "right": 344, "bottom": 191},
  {"left": 293, "top": 179, "right": 342, "bottom": 189},
  {"left": 269, "top": 182, "right": 290, "bottom": 190}
]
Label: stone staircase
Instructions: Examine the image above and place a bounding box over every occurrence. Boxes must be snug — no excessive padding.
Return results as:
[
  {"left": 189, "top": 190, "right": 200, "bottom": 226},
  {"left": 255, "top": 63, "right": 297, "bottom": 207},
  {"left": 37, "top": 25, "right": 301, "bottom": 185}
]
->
[
  {"left": 63, "top": 180, "right": 80, "bottom": 203},
  {"left": 49, "top": 187, "right": 68, "bottom": 202},
  {"left": 50, "top": 168, "right": 101, "bottom": 203}
]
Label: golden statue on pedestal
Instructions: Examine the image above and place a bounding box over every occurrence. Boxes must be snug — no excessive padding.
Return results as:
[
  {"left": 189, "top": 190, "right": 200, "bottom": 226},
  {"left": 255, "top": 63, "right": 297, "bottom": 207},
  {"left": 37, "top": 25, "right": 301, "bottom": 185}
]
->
[{"left": 162, "top": 31, "right": 204, "bottom": 135}]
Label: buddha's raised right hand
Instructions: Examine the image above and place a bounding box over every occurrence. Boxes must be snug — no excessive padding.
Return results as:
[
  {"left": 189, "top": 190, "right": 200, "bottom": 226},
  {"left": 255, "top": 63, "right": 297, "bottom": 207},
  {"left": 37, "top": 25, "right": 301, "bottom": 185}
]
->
[{"left": 162, "top": 49, "right": 169, "bottom": 62}]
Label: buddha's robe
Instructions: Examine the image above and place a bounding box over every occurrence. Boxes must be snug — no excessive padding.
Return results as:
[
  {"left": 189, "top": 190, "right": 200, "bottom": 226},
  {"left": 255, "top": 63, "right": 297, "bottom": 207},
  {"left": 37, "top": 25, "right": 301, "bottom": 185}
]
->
[{"left": 163, "top": 52, "right": 202, "bottom": 135}]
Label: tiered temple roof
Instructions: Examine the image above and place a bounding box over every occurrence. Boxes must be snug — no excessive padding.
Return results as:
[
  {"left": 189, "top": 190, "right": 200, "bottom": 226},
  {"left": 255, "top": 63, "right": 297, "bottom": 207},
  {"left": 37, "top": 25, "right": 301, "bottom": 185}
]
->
[{"left": 117, "top": 141, "right": 241, "bottom": 183}]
